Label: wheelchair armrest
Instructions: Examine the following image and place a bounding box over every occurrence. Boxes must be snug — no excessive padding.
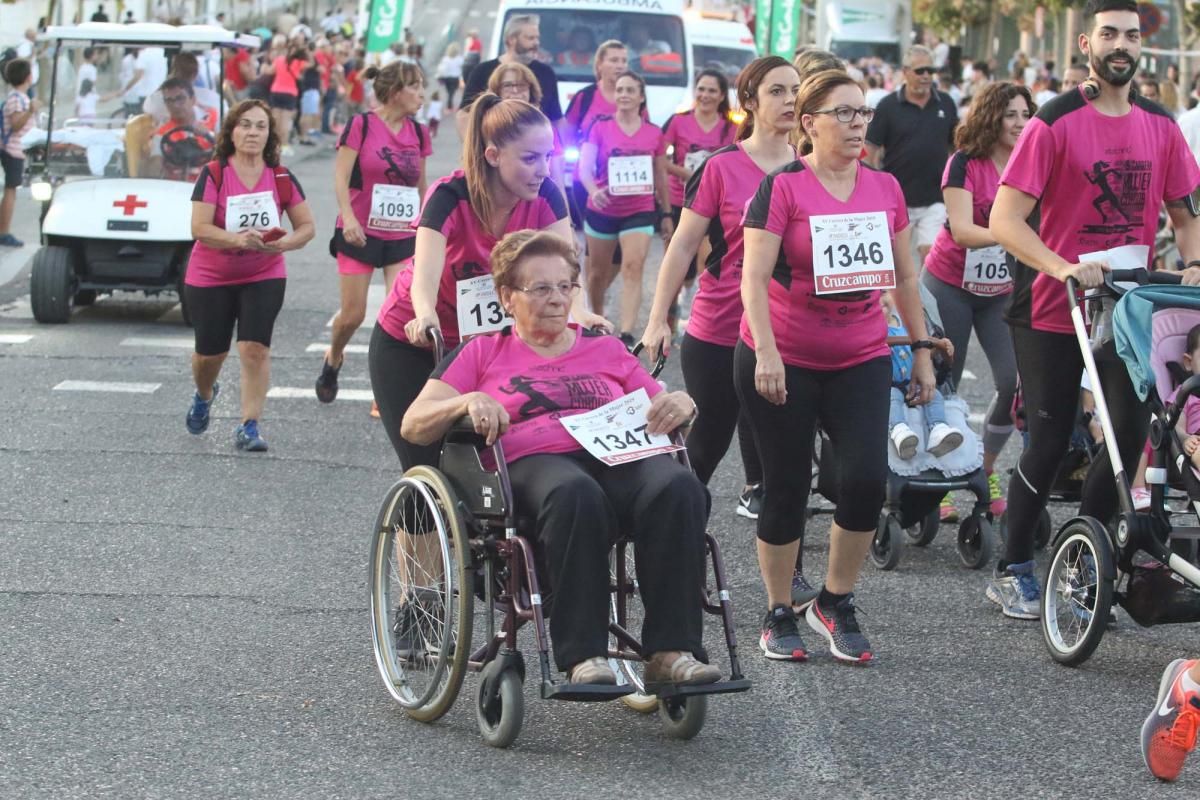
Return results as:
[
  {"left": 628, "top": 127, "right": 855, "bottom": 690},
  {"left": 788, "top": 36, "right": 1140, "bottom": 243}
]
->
[{"left": 446, "top": 415, "right": 487, "bottom": 446}]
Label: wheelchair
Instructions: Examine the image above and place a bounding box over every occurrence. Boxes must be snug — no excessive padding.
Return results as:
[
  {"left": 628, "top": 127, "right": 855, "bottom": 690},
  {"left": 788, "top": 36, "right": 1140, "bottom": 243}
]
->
[{"left": 368, "top": 331, "right": 750, "bottom": 748}]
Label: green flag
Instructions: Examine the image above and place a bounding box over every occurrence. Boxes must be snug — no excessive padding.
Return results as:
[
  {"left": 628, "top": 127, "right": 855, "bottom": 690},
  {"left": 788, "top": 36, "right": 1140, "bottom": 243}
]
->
[
  {"left": 769, "top": 0, "right": 801, "bottom": 58},
  {"left": 366, "top": 0, "right": 408, "bottom": 54},
  {"left": 755, "top": 0, "right": 773, "bottom": 55}
]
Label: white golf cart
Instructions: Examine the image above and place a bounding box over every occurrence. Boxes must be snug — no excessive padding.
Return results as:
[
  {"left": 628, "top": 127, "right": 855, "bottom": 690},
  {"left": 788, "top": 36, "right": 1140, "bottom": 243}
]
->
[{"left": 26, "top": 23, "right": 258, "bottom": 324}]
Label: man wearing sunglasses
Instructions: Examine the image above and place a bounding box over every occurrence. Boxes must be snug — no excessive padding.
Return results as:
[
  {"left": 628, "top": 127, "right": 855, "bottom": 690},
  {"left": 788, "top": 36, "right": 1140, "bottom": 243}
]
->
[{"left": 865, "top": 45, "right": 959, "bottom": 270}]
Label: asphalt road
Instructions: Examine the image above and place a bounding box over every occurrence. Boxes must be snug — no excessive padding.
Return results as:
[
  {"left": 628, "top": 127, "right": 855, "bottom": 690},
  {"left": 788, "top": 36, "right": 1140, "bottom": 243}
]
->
[{"left": 2, "top": 122, "right": 1200, "bottom": 799}]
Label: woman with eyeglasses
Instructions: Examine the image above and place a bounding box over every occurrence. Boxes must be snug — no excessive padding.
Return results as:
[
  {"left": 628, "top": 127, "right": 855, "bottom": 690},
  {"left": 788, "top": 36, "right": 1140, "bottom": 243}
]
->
[
  {"left": 737, "top": 70, "right": 935, "bottom": 664},
  {"left": 487, "top": 61, "right": 565, "bottom": 188},
  {"left": 316, "top": 60, "right": 430, "bottom": 409},
  {"left": 368, "top": 94, "right": 607, "bottom": 467},
  {"left": 921, "top": 82, "right": 1034, "bottom": 520},
  {"left": 401, "top": 229, "right": 716, "bottom": 688},
  {"left": 579, "top": 71, "right": 671, "bottom": 345}
]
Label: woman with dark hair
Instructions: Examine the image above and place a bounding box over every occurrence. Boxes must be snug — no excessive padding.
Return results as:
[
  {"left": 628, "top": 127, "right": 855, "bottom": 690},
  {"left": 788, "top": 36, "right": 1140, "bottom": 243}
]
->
[
  {"left": 658, "top": 68, "right": 737, "bottom": 329},
  {"left": 368, "top": 94, "right": 607, "bottom": 468},
  {"left": 738, "top": 69, "right": 935, "bottom": 663},
  {"left": 183, "top": 100, "right": 315, "bottom": 452},
  {"left": 316, "top": 59, "right": 430, "bottom": 408},
  {"left": 640, "top": 56, "right": 799, "bottom": 526},
  {"left": 921, "top": 82, "right": 1034, "bottom": 521},
  {"left": 579, "top": 71, "right": 671, "bottom": 343}
]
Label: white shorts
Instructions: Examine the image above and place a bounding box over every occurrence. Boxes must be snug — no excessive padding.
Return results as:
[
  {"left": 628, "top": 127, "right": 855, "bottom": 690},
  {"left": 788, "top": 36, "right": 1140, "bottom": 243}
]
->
[{"left": 907, "top": 202, "right": 947, "bottom": 267}]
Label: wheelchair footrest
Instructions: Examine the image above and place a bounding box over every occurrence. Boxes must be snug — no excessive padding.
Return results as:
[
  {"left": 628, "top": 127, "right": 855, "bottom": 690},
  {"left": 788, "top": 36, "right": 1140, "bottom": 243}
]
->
[
  {"left": 647, "top": 677, "right": 752, "bottom": 698},
  {"left": 540, "top": 681, "right": 635, "bottom": 702}
]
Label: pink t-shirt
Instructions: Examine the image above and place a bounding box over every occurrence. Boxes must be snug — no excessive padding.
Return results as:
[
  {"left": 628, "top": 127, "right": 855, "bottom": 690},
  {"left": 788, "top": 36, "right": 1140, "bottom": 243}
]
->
[
  {"left": 740, "top": 160, "right": 909, "bottom": 370},
  {"left": 563, "top": 85, "right": 618, "bottom": 148},
  {"left": 924, "top": 150, "right": 1008, "bottom": 295},
  {"left": 186, "top": 163, "right": 306, "bottom": 287},
  {"left": 1001, "top": 90, "right": 1200, "bottom": 334},
  {"left": 660, "top": 110, "right": 736, "bottom": 207},
  {"left": 376, "top": 171, "right": 569, "bottom": 348},
  {"left": 585, "top": 117, "right": 666, "bottom": 218},
  {"left": 683, "top": 142, "right": 784, "bottom": 348},
  {"left": 269, "top": 56, "right": 302, "bottom": 96},
  {"left": 336, "top": 112, "right": 432, "bottom": 240},
  {"left": 2, "top": 90, "right": 32, "bottom": 159},
  {"left": 433, "top": 326, "right": 662, "bottom": 464}
]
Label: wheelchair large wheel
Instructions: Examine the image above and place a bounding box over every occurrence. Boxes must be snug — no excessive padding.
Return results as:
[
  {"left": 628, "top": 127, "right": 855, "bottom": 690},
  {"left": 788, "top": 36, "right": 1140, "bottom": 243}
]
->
[
  {"left": 1042, "top": 518, "right": 1114, "bottom": 666},
  {"left": 870, "top": 513, "right": 903, "bottom": 571},
  {"left": 369, "top": 466, "right": 473, "bottom": 722},
  {"left": 609, "top": 545, "right": 657, "bottom": 713},
  {"left": 658, "top": 693, "right": 707, "bottom": 740},
  {"left": 476, "top": 667, "right": 524, "bottom": 748}
]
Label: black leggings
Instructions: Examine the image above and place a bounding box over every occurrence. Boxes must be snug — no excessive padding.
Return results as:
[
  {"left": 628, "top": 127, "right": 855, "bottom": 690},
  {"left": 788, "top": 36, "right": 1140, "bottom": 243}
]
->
[
  {"left": 185, "top": 278, "right": 286, "bottom": 356},
  {"left": 1005, "top": 327, "right": 1147, "bottom": 564},
  {"left": 367, "top": 324, "right": 440, "bottom": 469},
  {"left": 734, "top": 341, "right": 890, "bottom": 546},
  {"left": 508, "top": 451, "right": 709, "bottom": 671},
  {"left": 680, "top": 334, "right": 762, "bottom": 486}
]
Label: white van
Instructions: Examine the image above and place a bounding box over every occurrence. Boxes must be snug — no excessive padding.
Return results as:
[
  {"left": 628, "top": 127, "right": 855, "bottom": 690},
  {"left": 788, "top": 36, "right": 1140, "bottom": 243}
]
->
[
  {"left": 687, "top": 16, "right": 756, "bottom": 93},
  {"left": 489, "top": 0, "right": 692, "bottom": 125}
]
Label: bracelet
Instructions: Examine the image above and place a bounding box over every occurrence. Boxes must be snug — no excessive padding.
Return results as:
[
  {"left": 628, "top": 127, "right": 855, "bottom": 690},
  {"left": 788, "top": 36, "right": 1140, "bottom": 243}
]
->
[
  {"left": 1187, "top": 260, "right": 1200, "bottom": 270},
  {"left": 911, "top": 339, "right": 936, "bottom": 351}
]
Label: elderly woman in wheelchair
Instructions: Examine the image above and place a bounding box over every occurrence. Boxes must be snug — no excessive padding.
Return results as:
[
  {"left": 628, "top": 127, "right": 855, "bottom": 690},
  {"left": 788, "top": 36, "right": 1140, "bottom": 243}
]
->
[{"left": 370, "top": 230, "right": 748, "bottom": 747}]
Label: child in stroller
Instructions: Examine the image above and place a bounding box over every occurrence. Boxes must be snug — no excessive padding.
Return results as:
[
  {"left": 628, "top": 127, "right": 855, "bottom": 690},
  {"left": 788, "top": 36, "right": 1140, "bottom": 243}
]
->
[{"left": 885, "top": 293, "right": 964, "bottom": 460}]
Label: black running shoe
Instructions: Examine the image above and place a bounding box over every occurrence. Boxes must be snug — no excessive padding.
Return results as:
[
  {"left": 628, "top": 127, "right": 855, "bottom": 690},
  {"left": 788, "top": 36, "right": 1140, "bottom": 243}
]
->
[
  {"left": 806, "top": 592, "right": 872, "bottom": 664},
  {"left": 759, "top": 604, "right": 808, "bottom": 661},
  {"left": 736, "top": 483, "right": 763, "bottom": 519},
  {"left": 315, "top": 358, "right": 340, "bottom": 403},
  {"left": 791, "top": 572, "right": 819, "bottom": 613}
]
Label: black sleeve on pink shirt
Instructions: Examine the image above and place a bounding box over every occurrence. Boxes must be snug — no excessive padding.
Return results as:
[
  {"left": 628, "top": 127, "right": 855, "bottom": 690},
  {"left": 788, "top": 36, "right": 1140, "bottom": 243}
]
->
[
  {"left": 538, "top": 177, "right": 569, "bottom": 219},
  {"left": 944, "top": 150, "right": 971, "bottom": 190},
  {"left": 418, "top": 178, "right": 467, "bottom": 232},
  {"left": 284, "top": 168, "right": 307, "bottom": 202},
  {"left": 744, "top": 160, "right": 806, "bottom": 229},
  {"left": 190, "top": 166, "right": 214, "bottom": 201}
]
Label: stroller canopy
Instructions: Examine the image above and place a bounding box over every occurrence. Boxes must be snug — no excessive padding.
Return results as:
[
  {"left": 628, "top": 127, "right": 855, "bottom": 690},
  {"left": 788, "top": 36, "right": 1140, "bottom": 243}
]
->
[{"left": 1113, "top": 285, "right": 1200, "bottom": 401}]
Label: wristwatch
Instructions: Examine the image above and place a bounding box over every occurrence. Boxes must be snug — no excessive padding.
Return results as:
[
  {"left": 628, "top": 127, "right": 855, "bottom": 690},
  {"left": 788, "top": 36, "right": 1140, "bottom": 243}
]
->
[{"left": 911, "top": 339, "right": 936, "bottom": 352}]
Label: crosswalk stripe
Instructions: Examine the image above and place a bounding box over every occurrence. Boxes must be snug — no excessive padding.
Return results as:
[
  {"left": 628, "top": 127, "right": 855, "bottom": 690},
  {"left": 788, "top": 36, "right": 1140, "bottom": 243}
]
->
[
  {"left": 120, "top": 336, "right": 194, "bottom": 349},
  {"left": 267, "top": 387, "right": 375, "bottom": 401},
  {"left": 306, "top": 343, "right": 368, "bottom": 354},
  {"left": 54, "top": 380, "right": 161, "bottom": 393},
  {"left": 0, "top": 333, "right": 34, "bottom": 344}
]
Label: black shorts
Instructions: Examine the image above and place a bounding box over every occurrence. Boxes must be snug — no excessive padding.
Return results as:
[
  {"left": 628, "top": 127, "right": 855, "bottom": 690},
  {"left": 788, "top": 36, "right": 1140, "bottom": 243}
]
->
[
  {"left": 583, "top": 208, "right": 659, "bottom": 238},
  {"left": 0, "top": 152, "right": 24, "bottom": 189},
  {"left": 328, "top": 228, "right": 417, "bottom": 267},
  {"left": 269, "top": 92, "right": 298, "bottom": 111},
  {"left": 185, "top": 278, "right": 287, "bottom": 356}
]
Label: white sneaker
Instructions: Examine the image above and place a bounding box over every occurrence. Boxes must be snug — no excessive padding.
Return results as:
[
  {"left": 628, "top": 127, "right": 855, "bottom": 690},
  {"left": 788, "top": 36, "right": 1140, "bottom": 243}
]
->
[
  {"left": 926, "top": 423, "right": 964, "bottom": 457},
  {"left": 890, "top": 422, "right": 919, "bottom": 460}
]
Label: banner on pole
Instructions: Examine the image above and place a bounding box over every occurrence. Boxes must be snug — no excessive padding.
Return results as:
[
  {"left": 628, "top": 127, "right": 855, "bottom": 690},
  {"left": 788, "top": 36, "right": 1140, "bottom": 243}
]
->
[
  {"left": 769, "top": 0, "right": 801, "bottom": 58},
  {"left": 365, "top": 0, "right": 408, "bottom": 54}
]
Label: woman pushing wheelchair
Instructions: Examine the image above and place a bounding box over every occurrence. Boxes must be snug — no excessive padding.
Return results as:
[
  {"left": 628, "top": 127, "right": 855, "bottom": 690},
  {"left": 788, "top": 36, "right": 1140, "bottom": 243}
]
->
[{"left": 401, "top": 229, "right": 720, "bottom": 688}]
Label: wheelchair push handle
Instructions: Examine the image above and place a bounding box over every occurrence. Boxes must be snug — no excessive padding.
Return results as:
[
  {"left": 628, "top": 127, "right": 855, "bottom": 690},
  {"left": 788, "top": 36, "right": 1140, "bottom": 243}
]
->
[
  {"left": 426, "top": 326, "right": 446, "bottom": 362},
  {"left": 630, "top": 340, "right": 667, "bottom": 379}
]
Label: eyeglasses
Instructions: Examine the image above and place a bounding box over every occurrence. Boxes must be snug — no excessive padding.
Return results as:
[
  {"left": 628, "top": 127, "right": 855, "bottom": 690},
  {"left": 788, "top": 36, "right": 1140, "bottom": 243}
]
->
[
  {"left": 500, "top": 81, "right": 530, "bottom": 94},
  {"left": 909, "top": 66, "right": 937, "bottom": 76},
  {"left": 810, "top": 105, "right": 875, "bottom": 124},
  {"left": 163, "top": 94, "right": 191, "bottom": 105},
  {"left": 512, "top": 281, "right": 581, "bottom": 299}
]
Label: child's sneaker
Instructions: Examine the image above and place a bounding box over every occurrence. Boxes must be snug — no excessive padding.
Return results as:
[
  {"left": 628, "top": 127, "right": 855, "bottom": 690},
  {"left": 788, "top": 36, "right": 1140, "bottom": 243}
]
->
[
  {"left": 939, "top": 494, "right": 959, "bottom": 523},
  {"left": 890, "top": 422, "right": 919, "bottom": 459},
  {"left": 926, "top": 422, "right": 963, "bottom": 457},
  {"left": 988, "top": 472, "right": 1007, "bottom": 516},
  {"left": 1141, "top": 659, "right": 1200, "bottom": 781}
]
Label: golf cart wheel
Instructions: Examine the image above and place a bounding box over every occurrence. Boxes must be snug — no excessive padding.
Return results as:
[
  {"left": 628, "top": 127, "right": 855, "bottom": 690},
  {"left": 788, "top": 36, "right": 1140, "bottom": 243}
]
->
[
  {"left": 1042, "top": 518, "right": 1114, "bottom": 666},
  {"left": 870, "top": 513, "right": 903, "bottom": 571},
  {"left": 906, "top": 508, "right": 940, "bottom": 546},
  {"left": 658, "top": 693, "right": 707, "bottom": 741},
  {"left": 956, "top": 515, "right": 993, "bottom": 570},
  {"left": 30, "top": 245, "right": 74, "bottom": 323},
  {"left": 1033, "top": 508, "right": 1053, "bottom": 550},
  {"left": 73, "top": 289, "right": 96, "bottom": 306}
]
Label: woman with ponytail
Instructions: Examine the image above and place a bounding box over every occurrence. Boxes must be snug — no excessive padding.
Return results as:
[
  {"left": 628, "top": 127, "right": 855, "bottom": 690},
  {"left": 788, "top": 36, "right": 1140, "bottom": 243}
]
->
[
  {"left": 368, "top": 94, "right": 608, "bottom": 466},
  {"left": 640, "top": 55, "right": 800, "bottom": 538},
  {"left": 315, "top": 60, "right": 430, "bottom": 407}
]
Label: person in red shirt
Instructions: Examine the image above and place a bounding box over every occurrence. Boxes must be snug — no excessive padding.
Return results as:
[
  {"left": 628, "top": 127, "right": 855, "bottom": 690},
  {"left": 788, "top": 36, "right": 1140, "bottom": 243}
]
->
[{"left": 224, "top": 46, "right": 255, "bottom": 102}]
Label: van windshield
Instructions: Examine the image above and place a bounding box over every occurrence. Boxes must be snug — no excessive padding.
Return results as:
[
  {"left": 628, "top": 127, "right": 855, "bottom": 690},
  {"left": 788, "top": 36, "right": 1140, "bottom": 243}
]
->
[
  {"left": 692, "top": 45, "right": 755, "bottom": 86},
  {"left": 505, "top": 10, "right": 688, "bottom": 86}
]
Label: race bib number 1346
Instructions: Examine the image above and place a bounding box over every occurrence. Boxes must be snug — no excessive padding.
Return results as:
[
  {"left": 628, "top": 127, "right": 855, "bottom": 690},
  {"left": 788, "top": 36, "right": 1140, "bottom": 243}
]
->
[{"left": 808, "top": 211, "right": 895, "bottom": 295}]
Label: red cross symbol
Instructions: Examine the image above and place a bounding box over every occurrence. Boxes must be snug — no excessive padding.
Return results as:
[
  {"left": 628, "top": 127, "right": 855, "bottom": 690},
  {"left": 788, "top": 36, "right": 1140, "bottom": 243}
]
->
[{"left": 112, "top": 194, "right": 148, "bottom": 216}]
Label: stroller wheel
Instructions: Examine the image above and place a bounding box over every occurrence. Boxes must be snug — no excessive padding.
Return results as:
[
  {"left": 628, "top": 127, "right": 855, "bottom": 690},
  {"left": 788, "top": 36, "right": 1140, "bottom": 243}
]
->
[
  {"left": 871, "top": 514, "right": 903, "bottom": 571},
  {"left": 956, "top": 515, "right": 993, "bottom": 570},
  {"left": 1042, "top": 518, "right": 1114, "bottom": 666},
  {"left": 906, "top": 509, "right": 940, "bottom": 547}
]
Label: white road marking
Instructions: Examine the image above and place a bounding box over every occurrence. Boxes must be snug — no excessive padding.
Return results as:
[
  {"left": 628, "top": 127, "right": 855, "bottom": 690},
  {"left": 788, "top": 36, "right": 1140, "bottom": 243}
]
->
[
  {"left": 0, "top": 333, "right": 34, "bottom": 344},
  {"left": 120, "top": 336, "right": 194, "bottom": 349},
  {"left": 306, "top": 343, "right": 368, "bottom": 354},
  {"left": 961, "top": 369, "right": 977, "bottom": 381},
  {"left": 54, "top": 380, "right": 161, "bottom": 394},
  {"left": 326, "top": 284, "right": 385, "bottom": 328},
  {"left": 267, "top": 387, "right": 375, "bottom": 402}
]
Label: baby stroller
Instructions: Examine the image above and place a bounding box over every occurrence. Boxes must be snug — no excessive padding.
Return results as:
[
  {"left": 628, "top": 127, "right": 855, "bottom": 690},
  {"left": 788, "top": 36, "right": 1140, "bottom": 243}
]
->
[
  {"left": 811, "top": 286, "right": 992, "bottom": 571},
  {"left": 1042, "top": 268, "right": 1200, "bottom": 666}
]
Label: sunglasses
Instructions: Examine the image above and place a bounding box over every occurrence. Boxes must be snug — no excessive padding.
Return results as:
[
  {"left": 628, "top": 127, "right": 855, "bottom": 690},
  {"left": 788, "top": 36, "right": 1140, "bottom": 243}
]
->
[{"left": 909, "top": 66, "right": 936, "bottom": 76}]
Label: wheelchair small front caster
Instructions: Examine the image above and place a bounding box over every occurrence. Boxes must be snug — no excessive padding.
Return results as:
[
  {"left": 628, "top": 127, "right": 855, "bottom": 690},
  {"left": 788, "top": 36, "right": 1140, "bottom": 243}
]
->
[
  {"left": 658, "top": 693, "right": 707, "bottom": 740},
  {"left": 476, "top": 667, "right": 525, "bottom": 748}
]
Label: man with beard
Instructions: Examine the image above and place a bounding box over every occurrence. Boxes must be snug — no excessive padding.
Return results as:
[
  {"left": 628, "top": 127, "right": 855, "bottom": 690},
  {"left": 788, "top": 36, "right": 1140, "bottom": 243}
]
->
[
  {"left": 456, "top": 14, "right": 562, "bottom": 136},
  {"left": 985, "top": 0, "right": 1200, "bottom": 622}
]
